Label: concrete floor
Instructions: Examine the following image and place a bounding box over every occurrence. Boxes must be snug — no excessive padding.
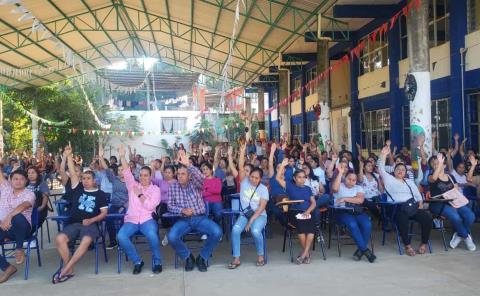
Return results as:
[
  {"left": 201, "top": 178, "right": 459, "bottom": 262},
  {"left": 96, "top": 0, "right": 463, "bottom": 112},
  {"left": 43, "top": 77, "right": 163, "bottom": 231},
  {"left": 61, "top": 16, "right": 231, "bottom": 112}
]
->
[{"left": 1, "top": 218, "right": 480, "bottom": 296}]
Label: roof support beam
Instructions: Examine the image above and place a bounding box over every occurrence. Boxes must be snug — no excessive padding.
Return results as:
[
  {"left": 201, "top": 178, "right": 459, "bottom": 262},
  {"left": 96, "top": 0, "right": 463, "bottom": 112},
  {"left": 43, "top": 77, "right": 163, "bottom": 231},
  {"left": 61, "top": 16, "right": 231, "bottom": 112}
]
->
[
  {"left": 46, "top": 0, "right": 112, "bottom": 64},
  {"left": 205, "top": 0, "right": 224, "bottom": 70},
  {"left": 243, "top": 0, "right": 331, "bottom": 85},
  {"left": 140, "top": 0, "right": 163, "bottom": 63},
  {"left": 115, "top": 0, "right": 147, "bottom": 56},
  {"left": 189, "top": 0, "right": 194, "bottom": 70},
  {"left": 333, "top": 5, "right": 398, "bottom": 18},
  {"left": 80, "top": 0, "right": 127, "bottom": 60},
  {"left": 164, "top": 0, "right": 177, "bottom": 66}
]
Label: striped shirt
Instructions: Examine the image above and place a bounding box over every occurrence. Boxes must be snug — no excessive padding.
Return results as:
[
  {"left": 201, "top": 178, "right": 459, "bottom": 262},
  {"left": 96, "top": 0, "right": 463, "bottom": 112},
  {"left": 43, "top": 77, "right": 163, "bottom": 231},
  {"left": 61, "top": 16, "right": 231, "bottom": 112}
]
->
[{"left": 167, "top": 166, "right": 206, "bottom": 215}]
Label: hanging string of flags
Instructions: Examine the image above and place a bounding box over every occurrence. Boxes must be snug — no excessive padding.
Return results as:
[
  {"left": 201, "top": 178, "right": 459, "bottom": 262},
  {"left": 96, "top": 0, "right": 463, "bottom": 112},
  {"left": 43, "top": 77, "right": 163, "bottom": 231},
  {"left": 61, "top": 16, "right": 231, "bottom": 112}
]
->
[
  {"left": 262, "top": 0, "right": 421, "bottom": 116},
  {"left": 0, "top": 90, "right": 69, "bottom": 126},
  {"left": 41, "top": 125, "right": 189, "bottom": 137}
]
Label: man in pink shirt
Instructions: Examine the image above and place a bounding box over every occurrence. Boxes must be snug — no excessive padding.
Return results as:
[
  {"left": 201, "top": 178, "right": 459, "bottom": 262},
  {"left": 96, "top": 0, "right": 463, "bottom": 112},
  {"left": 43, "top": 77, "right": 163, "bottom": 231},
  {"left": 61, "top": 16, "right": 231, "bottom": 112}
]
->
[
  {"left": 0, "top": 169, "right": 35, "bottom": 283},
  {"left": 116, "top": 145, "right": 162, "bottom": 275}
]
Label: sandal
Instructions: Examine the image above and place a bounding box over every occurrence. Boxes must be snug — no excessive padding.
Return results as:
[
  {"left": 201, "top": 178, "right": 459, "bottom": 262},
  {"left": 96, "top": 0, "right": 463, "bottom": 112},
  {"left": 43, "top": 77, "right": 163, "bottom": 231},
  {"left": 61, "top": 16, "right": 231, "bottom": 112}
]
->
[
  {"left": 256, "top": 260, "right": 265, "bottom": 267},
  {"left": 405, "top": 246, "right": 416, "bottom": 257},
  {"left": 303, "top": 256, "right": 311, "bottom": 264},
  {"left": 54, "top": 274, "right": 74, "bottom": 284},
  {"left": 295, "top": 256, "right": 304, "bottom": 265},
  {"left": 418, "top": 244, "right": 428, "bottom": 254},
  {"left": 51, "top": 267, "right": 62, "bottom": 284},
  {"left": 227, "top": 262, "right": 241, "bottom": 269}
]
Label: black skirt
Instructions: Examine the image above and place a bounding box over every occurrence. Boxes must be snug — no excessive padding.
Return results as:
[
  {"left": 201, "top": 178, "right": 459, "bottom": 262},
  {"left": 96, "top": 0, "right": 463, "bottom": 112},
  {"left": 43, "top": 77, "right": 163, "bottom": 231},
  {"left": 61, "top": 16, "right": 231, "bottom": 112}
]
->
[{"left": 288, "top": 210, "right": 316, "bottom": 234}]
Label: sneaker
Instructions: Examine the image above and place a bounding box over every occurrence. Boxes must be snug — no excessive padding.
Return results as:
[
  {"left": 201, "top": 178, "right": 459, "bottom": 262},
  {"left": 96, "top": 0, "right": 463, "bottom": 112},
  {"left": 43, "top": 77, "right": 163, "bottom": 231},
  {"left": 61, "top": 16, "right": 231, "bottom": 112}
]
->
[
  {"left": 449, "top": 232, "right": 462, "bottom": 249},
  {"left": 185, "top": 254, "right": 195, "bottom": 272},
  {"left": 133, "top": 261, "right": 144, "bottom": 275},
  {"left": 200, "top": 234, "right": 207, "bottom": 240},
  {"left": 353, "top": 249, "right": 363, "bottom": 261},
  {"left": 152, "top": 264, "right": 162, "bottom": 274},
  {"left": 161, "top": 235, "right": 168, "bottom": 246},
  {"left": 106, "top": 241, "right": 118, "bottom": 250},
  {"left": 464, "top": 235, "right": 476, "bottom": 251},
  {"left": 196, "top": 255, "right": 208, "bottom": 272},
  {"left": 363, "top": 249, "right": 376, "bottom": 263}
]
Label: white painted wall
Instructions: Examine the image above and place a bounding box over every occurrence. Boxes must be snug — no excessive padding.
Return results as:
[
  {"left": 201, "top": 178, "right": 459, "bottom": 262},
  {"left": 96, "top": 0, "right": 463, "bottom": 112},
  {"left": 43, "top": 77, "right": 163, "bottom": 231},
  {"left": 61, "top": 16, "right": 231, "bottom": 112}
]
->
[
  {"left": 103, "top": 110, "right": 200, "bottom": 161},
  {"left": 330, "top": 107, "right": 351, "bottom": 151}
]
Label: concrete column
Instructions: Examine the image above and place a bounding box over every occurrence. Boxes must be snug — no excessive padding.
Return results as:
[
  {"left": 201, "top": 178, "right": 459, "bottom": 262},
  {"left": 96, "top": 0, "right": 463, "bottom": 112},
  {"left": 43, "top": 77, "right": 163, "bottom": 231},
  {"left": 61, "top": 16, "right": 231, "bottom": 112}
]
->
[
  {"left": 407, "top": 0, "right": 432, "bottom": 160},
  {"left": 278, "top": 69, "right": 290, "bottom": 139},
  {"left": 257, "top": 87, "right": 266, "bottom": 140},
  {"left": 350, "top": 35, "right": 361, "bottom": 156},
  {"left": 317, "top": 37, "right": 331, "bottom": 143},
  {"left": 388, "top": 15, "right": 402, "bottom": 148}
]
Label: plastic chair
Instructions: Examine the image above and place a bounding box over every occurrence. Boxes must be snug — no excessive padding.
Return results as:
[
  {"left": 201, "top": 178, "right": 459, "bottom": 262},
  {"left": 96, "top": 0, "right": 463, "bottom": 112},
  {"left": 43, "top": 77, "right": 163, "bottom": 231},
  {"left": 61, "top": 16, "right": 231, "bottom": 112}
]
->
[
  {"left": 0, "top": 210, "right": 42, "bottom": 280},
  {"left": 327, "top": 205, "right": 374, "bottom": 257},
  {"left": 379, "top": 198, "right": 433, "bottom": 255},
  {"left": 48, "top": 199, "right": 108, "bottom": 274}
]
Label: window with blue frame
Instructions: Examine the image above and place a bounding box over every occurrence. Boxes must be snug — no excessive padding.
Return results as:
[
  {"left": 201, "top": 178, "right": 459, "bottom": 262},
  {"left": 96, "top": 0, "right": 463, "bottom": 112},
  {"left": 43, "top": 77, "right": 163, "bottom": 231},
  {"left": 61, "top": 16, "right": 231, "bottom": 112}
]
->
[
  {"left": 306, "top": 67, "right": 317, "bottom": 96},
  {"left": 293, "top": 77, "right": 302, "bottom": 101},
  {"left": 469, "top": 93, "right": 480, "bottom": 149},
  {"left": 428, "top": 0, "right": 450, "bottom": 48},
  {"left": 361, "top": 108, "right": 391, "bottom": 151},
  {"left": 307, "top": 120, "right": 318, "bottom": 142},
  {"left": 468, "top": 0, "right": 480, "bottom": 33},
  {"left": 431, "top": 98, "right": 451, "bottom": 150},
  {"left": 292, "top": 123, "right": 303, "bottom": 142},
  {"left": 359, "top": 31, "right": 389, "bottom": 75}
]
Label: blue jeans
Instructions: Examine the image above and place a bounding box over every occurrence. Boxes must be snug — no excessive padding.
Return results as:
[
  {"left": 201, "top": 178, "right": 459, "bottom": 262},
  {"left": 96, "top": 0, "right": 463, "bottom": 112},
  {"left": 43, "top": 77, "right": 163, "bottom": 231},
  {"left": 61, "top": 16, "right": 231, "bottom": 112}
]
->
[
  {"left": 0, "top": 214, "right": 31, "bottom": 271},
  {"left": 431, "top": 203, "right": 475, "bottom": 238},
  {"left": 231, "top": 215, "right": 267, "bottom": 257},
  {"left": 206, "top": 202, "right": 223, "bottom": 224},
  {"left": 167, "top": 215, "right": 222, "bottom": 261},
  {"left": 336, "top": 213, "right": 372, "bottom": 251},
  {"left": 117, "top": 219, "right": 162, "bottom": 265}
]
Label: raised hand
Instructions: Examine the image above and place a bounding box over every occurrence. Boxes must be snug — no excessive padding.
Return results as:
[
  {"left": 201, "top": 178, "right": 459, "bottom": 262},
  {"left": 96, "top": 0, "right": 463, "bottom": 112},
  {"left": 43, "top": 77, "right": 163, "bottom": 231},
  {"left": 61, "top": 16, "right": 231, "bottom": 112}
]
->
[
  {"left": 177, "top": 149, "right": 189, "bottom": 166},
  {"left": 227, "top": 146, "right": 233, "bottom": 157},
  {"left": 281, "top": 158, "right": 289, "bottom": 167},
  {"left": 437, "top": 153, "right": 445, "bottom": 165},
  {"left": 381, "top": 145, "right": 391, "bottom": 157},
  {"left": 98, "top": 144, "right": 104, "bottom": 158},
  {"left": 118, "top": 144, "right": 126, "bottom": 157},
  {"left": 469, "top": 155, "right": 478, "bottom": 167},
  {"left": 454, "top": 133, "right": 460, "bottom": 141},
  {"left": 462, "top": 138, "right": 468, "bottom": 145},
  {"left": 63, "top": 142, "right": 73, "bottom": 157},
  {"left": 331, "top": 152, "right": 338, "bottom": 163},
  {"left": 270, "top": 142, "right": 277, "bottom": 153}
]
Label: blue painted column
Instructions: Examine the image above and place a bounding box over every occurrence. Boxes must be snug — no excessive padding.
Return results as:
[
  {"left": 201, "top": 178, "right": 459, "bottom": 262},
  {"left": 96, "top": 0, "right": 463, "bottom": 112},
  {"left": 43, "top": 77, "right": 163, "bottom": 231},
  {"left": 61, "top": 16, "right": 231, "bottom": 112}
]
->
[
  {"left": 449, "top": 1, "right": 467, "bottom": 139},
  {"left": 350, "top": 35, "right": 361, "bottom": 155},
  {"left": 389, "top": 18, "right": 402, "bottom": 148},
  {"left": 301, "top": 67, "right": 308, "bottom": 142}
]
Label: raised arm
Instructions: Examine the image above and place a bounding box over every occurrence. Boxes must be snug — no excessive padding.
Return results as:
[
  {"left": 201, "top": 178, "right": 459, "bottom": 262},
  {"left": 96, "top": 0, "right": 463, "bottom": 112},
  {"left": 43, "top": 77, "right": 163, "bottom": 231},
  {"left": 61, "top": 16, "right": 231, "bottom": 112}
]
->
[
  {"left": 98, "top": 144, "right": 108, "bottom": 170},
  {"left": 446, "top": 148, "right": 454, "bottom": 173},
  {"left": 378, "top": 142, "right": 395, "bottom": 184},
  {"left": 428, "top": 153, "right": 444, "bottom": 183},
  {"left": 459, "top": 138, "right": 467, "bottom": 158},
  {"left": 331, "top": 164, "right": 346, "bottom": 193},
  {"left": 467, "top": 155, "right": 477, "bottom": 183},
  {"left": 357, "top": 155, "right": 365, "bottom": 183},
  {"left": 451, "top": 133, "right": 460, "bottom": 158},
  {"left": 118, "top": 145, "right": 129, "bottom": 171},
  {"left": 65, "top": 142, "right": 79, "bottom": 188},
  {"left": 268, "top": 142, "right": 277, "bottom": 178},
  {"left": 238, "top": 143, "right": 247, "bottom": 182},
  {"left": 275, "top": 158, "right": 289, "bottom": 189},
  {"left": 58, "top": 147, "right": 69, "bottom": 186},
  {"left": 326, "top": 152, "right": 338, "bottom": 179},
  {"left": 213, "top": 145, "right": 221, "bottom": 171},
  {"left": 227, "top": 146, "right": 238, "bottom": 178}
]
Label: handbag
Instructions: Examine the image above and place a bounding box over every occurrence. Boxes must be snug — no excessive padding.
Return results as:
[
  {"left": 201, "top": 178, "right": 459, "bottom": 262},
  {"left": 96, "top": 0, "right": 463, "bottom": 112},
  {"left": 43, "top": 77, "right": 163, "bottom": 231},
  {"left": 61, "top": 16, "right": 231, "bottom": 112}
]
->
[
  {"left": 345, "top": 202, "right": 364, "bottom": 215},
  {"left": 443, "top": 176, "right": 470, "bottom": 209},
  {"left": 385, "top": 181, "right": 419, "bottom": 217},
  {"left": 241, "top": 184, "right": 259, "bottom": 219}
]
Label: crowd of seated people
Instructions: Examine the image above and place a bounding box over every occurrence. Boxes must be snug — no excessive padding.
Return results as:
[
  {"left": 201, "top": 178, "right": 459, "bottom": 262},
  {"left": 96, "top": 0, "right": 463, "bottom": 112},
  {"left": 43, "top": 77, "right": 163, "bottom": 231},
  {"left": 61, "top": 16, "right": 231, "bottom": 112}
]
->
[{"left": 1, "top": 130, "right": 480, "bottom": 284}]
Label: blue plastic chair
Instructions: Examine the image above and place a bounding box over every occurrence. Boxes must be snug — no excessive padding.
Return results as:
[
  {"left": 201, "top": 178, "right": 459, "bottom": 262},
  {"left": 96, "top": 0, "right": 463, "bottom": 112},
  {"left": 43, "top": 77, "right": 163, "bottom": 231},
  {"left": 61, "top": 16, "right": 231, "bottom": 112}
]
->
[
  {"left": 0, "top": 210, "right": 42, "bottom": 280},
  {"left": 49, "top": 199, "right": 108, "bottom": 274},
  {"left": 379, "top": 196, "right": 432, "bottom": 255}
]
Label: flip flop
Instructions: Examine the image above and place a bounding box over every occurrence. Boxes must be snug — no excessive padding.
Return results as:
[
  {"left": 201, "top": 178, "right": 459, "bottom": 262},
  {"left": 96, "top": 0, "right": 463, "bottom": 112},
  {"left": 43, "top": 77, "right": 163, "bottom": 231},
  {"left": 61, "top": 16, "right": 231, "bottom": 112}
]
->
[
  {"left": 54, "top": 274, "right": 75, "bottom": 284},
  {"left": 51, "top": 267, "right": 62, "bottom": 284},
  {"left": 256, "top": 260, "right": 265, "bottom": 267},
  {"left": 227, "top": 262, "right": 241, "bottom": 269},
  {"left": 418, "top": 244, "right": 428, "bottom": 255}
]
